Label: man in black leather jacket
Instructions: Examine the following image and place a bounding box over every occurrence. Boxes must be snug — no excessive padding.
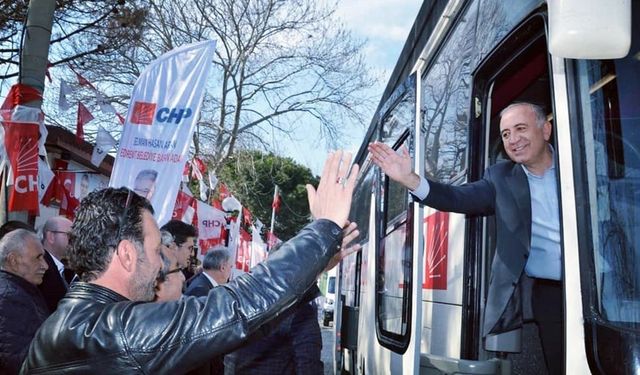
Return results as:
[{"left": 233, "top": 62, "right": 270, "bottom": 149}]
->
[{"left": 21, "top": 151, "right": 359, "bottom": 374}]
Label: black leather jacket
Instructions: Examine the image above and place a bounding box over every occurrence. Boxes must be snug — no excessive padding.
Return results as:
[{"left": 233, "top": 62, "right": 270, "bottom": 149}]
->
[{"left": 21, "top": 220, "right": 342, "bottom": 374}]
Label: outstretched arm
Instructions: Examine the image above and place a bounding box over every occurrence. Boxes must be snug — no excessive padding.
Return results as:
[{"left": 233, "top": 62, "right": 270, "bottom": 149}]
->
[{"left": 368, "top": 142, "right": 420, "bottom": 190}]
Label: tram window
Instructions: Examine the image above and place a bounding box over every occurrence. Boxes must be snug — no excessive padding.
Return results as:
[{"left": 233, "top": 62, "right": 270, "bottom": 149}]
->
[
  {"left": 349, "top": 162, "right": 375, "bottom": 244},
  {"left": 375, "top": 84, "right": 414, "bottom": 352},
  {"left": 575, "top": 52, "right": 640, "bottom": 325},
  {"left": 384, "top": 139, "right": 410, "bottom": 230}
]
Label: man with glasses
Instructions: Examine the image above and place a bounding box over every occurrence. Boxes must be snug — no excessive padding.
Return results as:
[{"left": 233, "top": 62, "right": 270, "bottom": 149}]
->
[
  {"left": 38, "top": 216, "right": 73, "bottom": 313},
  {"left": 22, "top": 150, "right": 359, "bottom": 374},
  {"left": 155, "top": 232, "right": 186, "bottom": 302}
]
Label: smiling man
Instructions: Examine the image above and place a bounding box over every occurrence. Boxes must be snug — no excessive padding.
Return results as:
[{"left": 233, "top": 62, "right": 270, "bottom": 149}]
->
[
  {"left": 22, "top": 150, "right": 359, "bottom": 374},
  {"left": 0, "top": 229, "right": 49, "bottom": 374},
  {"left": 368, "top": 102, "right": 563, "bottom": 375}
]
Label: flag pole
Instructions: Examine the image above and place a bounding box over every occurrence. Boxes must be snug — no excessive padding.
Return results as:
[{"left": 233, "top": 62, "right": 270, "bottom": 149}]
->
[{"left": 268, "top": 185, "right": 279, "bottom": 251}]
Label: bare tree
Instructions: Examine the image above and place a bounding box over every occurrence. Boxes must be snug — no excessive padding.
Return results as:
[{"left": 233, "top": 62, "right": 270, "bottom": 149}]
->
[
  {"left": 81, "top": 0, "right": 376, "bottom": 170},
  {"left": 0, "top": 0, "right": 146, "bottom": 93}
]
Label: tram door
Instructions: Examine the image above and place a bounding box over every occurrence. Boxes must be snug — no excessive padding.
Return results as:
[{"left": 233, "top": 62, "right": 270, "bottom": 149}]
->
[{"left": 470, "top": 15, "right": 560, "bottom": 375}]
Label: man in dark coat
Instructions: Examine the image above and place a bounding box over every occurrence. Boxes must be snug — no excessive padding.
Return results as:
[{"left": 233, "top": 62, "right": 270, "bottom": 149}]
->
[
  {"left": 184, "top": 248, "right": 233, "bottom": 375},
  {"left": 38, "top": 216, "right": 73, "bottom": 313},
  {"left": 369, "top": 103, "right": 563, "bottom": 374},
  {"left": 0, "top": 229, "right": 49, "bottom": 374}
]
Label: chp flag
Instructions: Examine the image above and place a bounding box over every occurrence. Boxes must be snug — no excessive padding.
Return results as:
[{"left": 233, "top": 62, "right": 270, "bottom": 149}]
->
[
  {"left": 196, "top": 200, "right": 227, "bottom": 258},
  {"left": 109, "top": 40, "right": 216, "bottom": 224}
]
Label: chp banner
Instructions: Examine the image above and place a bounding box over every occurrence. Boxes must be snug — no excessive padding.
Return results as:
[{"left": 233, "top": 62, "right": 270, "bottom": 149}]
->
[
  {"left": 1, "top": 119, "right": 40, "bottom": 213},
  {"left": 196, "top": 200, "right": 227, "bottom": 259},
  {"left": 109, "top": 40, "right": 216, "bottom": 224}
]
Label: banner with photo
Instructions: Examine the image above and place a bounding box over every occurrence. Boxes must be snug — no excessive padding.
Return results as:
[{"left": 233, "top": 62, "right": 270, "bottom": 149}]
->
[{"left": 109, "top": 40, "right": 217, "bottom": 224}]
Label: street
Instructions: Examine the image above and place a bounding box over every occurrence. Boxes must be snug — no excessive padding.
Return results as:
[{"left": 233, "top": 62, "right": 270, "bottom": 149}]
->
[{"left": 320, "top": 321, "right": 335, "bottom": 375}]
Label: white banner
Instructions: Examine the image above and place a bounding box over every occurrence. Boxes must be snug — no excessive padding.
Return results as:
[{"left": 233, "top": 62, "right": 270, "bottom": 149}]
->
[
  {"left": 196, "top": 200, "right": 227, "bottom": 259},
  {"left": 109, "top": 40, "right": 216, "bottom": 224}
]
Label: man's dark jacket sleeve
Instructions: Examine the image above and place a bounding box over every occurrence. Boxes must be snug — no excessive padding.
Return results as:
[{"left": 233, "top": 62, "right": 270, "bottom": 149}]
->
[{"left": 21, "top": 219, "right": 342, "bottom": 374}]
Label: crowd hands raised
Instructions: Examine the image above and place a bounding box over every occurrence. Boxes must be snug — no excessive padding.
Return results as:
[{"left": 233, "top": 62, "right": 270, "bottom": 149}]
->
[{"left": 0, "top": 150, "right": 361, "bottom": 375}]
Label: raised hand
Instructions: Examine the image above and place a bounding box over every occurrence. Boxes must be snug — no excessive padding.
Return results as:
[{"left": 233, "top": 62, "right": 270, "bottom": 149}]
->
[
  {"left": 306, "top": 150, "right": 360, "bottom": 227},
  {"left": 368, "top": 142, "right": 419, "bottom": 190}
]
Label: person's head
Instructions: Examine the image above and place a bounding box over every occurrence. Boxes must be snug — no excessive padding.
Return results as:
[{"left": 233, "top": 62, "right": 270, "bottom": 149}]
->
[
  {"left": 68, "top": 187, "right": 162, "bottom": 301},
  {"left": 133, "top": 169, "right": 158, "bottom": 200},
  {"left": 202, "top": 247, "right": 232, "bottom": 284},
  {"left": 0, "top": 229, "right": 48, "bottom": 285},
  {"left": 0, "top": 220, "right": 35, "bottom": 240},
  {"left": 160, "top": 230, "right": 177, "bottom": 252},
  {"left": 160, "top": 220, "right": 197, "bottom": 268},
  {"left": 80, "top": 174, "right": 90, "bottom": 199},
  {"left": 155, "top": 244, "right": 185, "bottom": 302},
  {"left": 499, "top": 102, "right": 552, "bottom": 170},
  {"left": 42, "top": 216, "right": 73, "bottom": 259}
]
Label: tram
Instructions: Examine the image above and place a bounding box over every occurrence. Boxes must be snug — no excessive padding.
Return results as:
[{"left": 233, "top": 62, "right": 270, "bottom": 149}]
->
[{"left": 333, "top": 0, "right": 639, "bottom": 374}]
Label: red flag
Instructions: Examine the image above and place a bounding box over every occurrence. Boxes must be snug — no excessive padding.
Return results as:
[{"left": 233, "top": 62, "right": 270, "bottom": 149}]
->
[
  {"left": 75, "top": 72, "right": 96, "bottom": 90},
  {"left": 271, "top": 186, "right": 281, "bottom": 213},
  {"left": 1, "top": 84, "right": 42, "bottom": 111},
  {"left": 218, "top": 183, "right": 230, "bottom": 201},
  {"left": 190, "top": 157, "right": 207, "bottom": 180},
  {"left": 76, "top": 102, "right": 94, "bottom": 143},
  {"left": 236, "top": 228, "right": 252, "bottom": 272},
  {"left": 2, "top": 121, "right": 40, "bottom": 213},
  {"left": 172, "top": 189, "right": 195, "bottom": 221},
  {"left": 116, "top": 113, "right": 125, "bottom": 125},
  {"left": 242, "top": 207, "right": 252, "bottom": 227}
]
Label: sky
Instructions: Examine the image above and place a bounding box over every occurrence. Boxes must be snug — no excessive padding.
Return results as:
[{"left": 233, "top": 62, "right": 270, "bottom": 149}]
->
[{"left": 281, "top": 0, "right": 422, "bottom": 175}]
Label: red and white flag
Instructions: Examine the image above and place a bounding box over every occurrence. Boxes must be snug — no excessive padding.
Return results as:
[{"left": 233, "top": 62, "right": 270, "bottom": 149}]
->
[
  {"left": 172, "top": 186, "right": 196, "bottom": 223},
  {"left": 2, "top": 120, "right": 40, "bottom": 213},
  {"left": 196, "top": 200, "right": 227, "bottom": 257},
  {"left": 76, "top": 102, "right": 94, "bottom": 143}
]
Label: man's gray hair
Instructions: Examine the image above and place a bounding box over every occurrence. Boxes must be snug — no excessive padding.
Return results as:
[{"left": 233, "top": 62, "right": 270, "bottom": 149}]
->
[
  {"left": 500, "top": 102, "right": 547, "bottom": 128},
  {"left": 203, "top": 248, "right": 231, "bottom": 271},
  {"left": 0, "top": 229, "right": 40, "bottom": 269},
  {"left": 160, "top": 230, "right": 175, "bottom": 247}
]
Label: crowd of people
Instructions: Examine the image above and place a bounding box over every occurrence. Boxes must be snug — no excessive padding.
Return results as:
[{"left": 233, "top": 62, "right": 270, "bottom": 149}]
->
[{"left": 0, "top": 150, "right": 361, "bottom": 374}]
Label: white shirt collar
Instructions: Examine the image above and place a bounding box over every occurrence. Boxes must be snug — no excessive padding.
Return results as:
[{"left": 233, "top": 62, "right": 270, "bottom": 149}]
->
[
  {"left": 47, "top": 250, "right": 65, "bottom": 274},
  {"left": 202, "top": 271, "right": 219, "bottom": 287}
]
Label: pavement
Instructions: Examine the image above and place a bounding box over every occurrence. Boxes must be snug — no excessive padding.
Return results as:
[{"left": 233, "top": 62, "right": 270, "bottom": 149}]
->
[{"left": 320, "top": 320, "right": 335, "bottom": 375}]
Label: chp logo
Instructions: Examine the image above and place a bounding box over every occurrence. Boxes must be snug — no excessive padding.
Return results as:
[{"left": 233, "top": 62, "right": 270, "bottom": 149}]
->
[{"left": 129, "top": 101, "right": 193, "bottom": 125}]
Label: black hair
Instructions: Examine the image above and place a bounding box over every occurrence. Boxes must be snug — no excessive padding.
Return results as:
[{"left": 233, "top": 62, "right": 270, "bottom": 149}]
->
[
  {"left": 68, "top": 187, "right": 154, "bottom": 282},
  {"left": 0, "top": 220, "right": 35, "bottom": 241},
  {"left": 160, "top": 220, "right": 197, "bottom": 246}
]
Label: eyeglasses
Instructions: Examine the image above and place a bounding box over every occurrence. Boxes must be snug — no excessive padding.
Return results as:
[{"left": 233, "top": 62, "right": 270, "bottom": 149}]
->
[{"left": 51, "top": 231, "right": 70, "bottom": 236}]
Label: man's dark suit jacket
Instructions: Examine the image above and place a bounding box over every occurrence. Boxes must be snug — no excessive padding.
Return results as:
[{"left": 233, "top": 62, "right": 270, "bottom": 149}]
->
[
  {"left": 38, "top": 251, "right": 68, "bottom": 314},
  {"left": 184, "top": 272, "right": 215, "bottom": 297},
  {"left": 422, "top": 160, "right": 534, "bottom": 335},
  {"left": 184, "top": 272, "right": 222, "bottom": 375}
]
